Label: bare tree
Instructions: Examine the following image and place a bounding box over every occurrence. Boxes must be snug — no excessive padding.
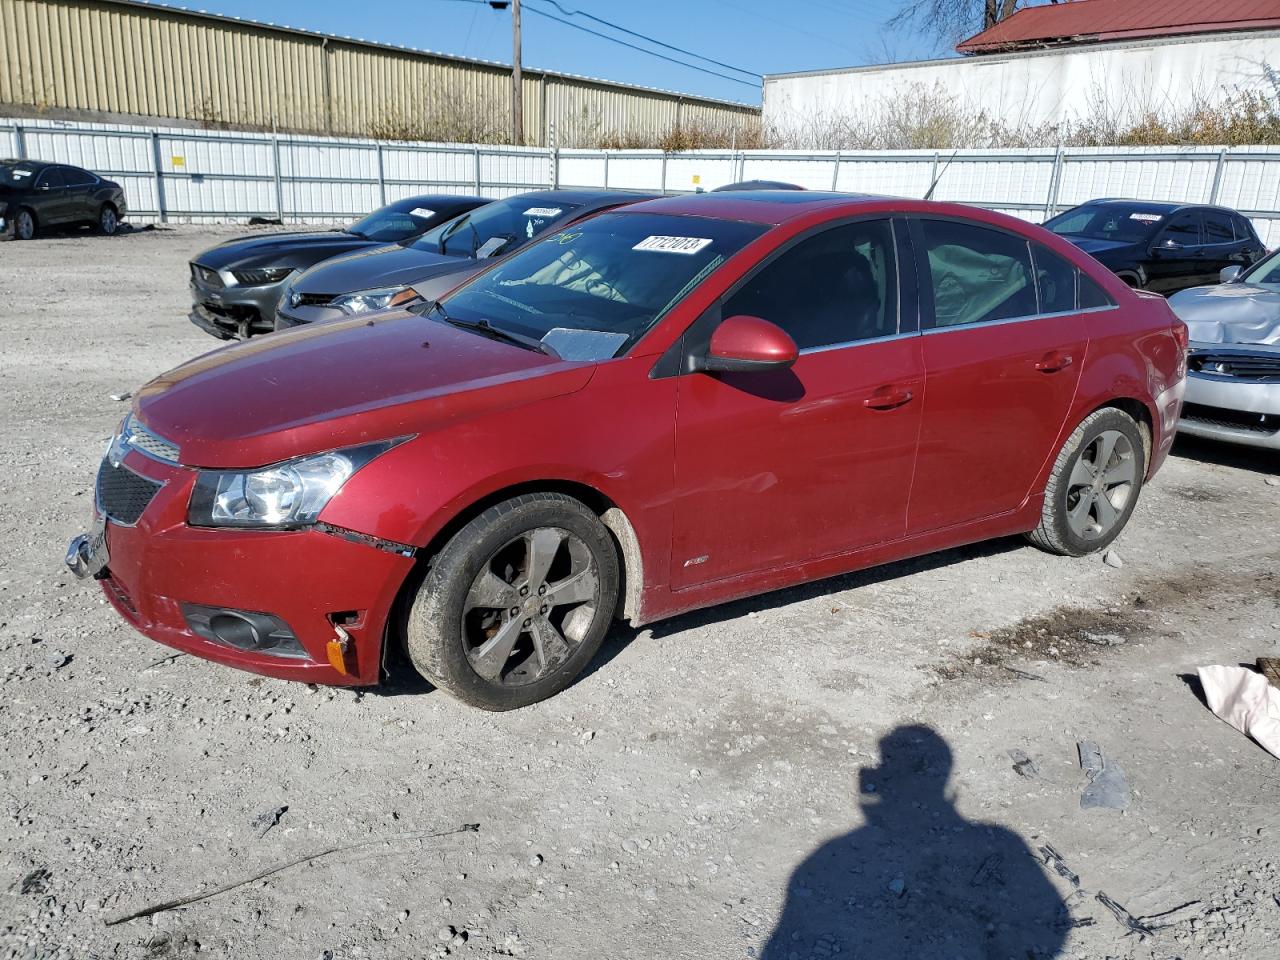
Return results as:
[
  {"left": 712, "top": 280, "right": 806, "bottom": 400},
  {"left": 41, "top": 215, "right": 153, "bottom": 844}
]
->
[{"left": 890, "top": 0, "right": 1059, "bottom": 49}]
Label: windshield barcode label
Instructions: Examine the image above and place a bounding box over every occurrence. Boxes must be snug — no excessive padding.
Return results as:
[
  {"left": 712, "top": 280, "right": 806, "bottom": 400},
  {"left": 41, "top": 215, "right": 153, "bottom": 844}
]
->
[
  {"left": 633, "top": 235, "right": 713, "bottom": 254},
  {"left": 524, "top": 207, "right": 563, "bottom": 218}
]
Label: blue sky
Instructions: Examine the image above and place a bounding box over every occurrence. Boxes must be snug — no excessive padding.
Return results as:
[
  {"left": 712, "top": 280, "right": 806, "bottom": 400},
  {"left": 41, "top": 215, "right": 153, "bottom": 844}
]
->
[{"left": 138, "top": 0, "right": 960, "bottom": 105}]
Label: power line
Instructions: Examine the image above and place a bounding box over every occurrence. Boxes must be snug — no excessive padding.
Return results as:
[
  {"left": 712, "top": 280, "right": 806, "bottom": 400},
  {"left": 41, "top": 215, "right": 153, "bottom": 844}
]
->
[
  {"left": 433, "top": 0, "right": 760, "bottom": 89},
  {"left": 530, "top": 0, "right": 760, "bottom": 79},
  {"left": 520, "top": 4, "right": 759, "bottom": 87}
]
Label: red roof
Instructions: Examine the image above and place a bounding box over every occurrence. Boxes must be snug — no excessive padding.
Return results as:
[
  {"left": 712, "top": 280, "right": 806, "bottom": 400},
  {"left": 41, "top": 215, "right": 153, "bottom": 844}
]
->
[{"left": 957, "top": 0, "right": 1280, "bottom": 54}]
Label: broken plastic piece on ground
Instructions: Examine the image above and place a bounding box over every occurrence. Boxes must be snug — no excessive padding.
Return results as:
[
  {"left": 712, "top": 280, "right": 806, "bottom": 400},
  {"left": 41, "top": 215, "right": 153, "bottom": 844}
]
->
[
  {"left": 1037, "top": 844, "right": 1081, "bottom": 889},
  {"left": 250, "top": 804, "right": 288, "bottom": 839},
  {"left": 1096, "top": 891, "right": 1153, "bottom": 938},
  {"left": 1197, "top": 664, "right": 1280, "bottom": 760},
  {"left": 1009, "top": 749, "right": 1040, "bottom": 779},
  {"left": 1077, "top": 740, "right": 1131, "bottom": 811}
]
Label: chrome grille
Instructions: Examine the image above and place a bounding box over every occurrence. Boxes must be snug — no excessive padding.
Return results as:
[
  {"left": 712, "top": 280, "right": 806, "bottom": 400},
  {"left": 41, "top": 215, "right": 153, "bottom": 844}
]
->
[
  {"left": 97, "top": 459, "right": 163, "bottom": 525},
  {"left": 122, "top": 416, "right": 180, "bottom": 463},
  {"left": 1189, "top": 352, "right": 1280, "bottom": 382}
]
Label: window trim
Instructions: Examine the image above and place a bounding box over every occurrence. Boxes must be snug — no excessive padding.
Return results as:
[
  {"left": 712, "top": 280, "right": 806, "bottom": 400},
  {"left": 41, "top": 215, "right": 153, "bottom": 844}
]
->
[{"left": 910, "top": 214, "right": 1119, "bottom": 334}]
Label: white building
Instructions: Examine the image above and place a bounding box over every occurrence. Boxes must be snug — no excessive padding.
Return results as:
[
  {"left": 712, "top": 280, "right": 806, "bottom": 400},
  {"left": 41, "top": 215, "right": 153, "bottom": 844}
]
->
[{"left": 764, "top": 5, "right": 1280, "bottom": 145}]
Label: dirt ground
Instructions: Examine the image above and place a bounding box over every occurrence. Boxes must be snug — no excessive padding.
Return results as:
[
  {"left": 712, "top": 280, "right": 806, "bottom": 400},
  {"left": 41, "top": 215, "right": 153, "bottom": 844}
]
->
[{"left": 1, "top": 225, "right": 1278, "bottom": 960}]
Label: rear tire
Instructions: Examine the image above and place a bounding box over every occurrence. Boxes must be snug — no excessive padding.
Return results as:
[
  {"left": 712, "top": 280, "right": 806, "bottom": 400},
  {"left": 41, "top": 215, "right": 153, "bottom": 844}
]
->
[
  {"left": 1026, "top": 407, "right": 1146, "bottom": 557},
  {"left": 96, "top": 204, "right": 119, "bottom": 236},
  {"left": 406, "top": 493, "right": 620, "bottom": 710},
  {"left": 15, "top": 208, "right": 36, "bottom": 241}
]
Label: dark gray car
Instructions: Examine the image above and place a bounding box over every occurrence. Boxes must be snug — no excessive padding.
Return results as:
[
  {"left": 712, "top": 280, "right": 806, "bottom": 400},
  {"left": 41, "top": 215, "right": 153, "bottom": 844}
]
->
[
  {"left": 274, "top": 189, "right": 655, "bottom": 330},
  {"left": 188, "top": 194, "right": 487, "bottom": 339},
  {"left": 1168, "top": 249, "right": 1280, "bottom": 450}
]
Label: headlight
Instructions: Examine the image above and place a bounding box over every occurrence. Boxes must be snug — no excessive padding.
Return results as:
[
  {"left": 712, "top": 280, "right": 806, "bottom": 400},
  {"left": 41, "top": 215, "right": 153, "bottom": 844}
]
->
[
  {"left": 231, "top": 266, "right": 294, "bottom": 286},
  {"left": 188, "top": 440, "right": 408, "bottom": 528},
  {"left": 330, "top": 286, "right": 419, "bottom": 316}
]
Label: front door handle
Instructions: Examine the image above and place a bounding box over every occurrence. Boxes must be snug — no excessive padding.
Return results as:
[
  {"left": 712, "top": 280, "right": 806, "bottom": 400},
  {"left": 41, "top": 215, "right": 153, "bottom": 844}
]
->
[
  {"left": 1034, "top": 351, "right": 1073, "bottom": 373},
  {"left": 863, "top": 386, "right": 914, "bottom": 410}
]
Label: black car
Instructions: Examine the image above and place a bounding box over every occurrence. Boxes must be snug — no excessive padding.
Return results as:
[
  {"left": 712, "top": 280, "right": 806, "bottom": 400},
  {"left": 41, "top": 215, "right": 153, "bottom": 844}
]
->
[
  {"left": 187, "top": 194, "right": 488, "bottom": 339},
  {"left": 1044, "top": 199, "right": 1266, "bottom": 294},
  {"left": 1, "top": 159, "right": 128, "bottom": 240},
  {"left": 274, "top": 189, "right": 656, "bottom": 330}
]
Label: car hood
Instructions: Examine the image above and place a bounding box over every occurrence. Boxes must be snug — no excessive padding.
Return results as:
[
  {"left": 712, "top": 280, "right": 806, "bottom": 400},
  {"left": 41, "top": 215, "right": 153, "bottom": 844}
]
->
[
  {"left": 194, "top": 231, "right": 375, "bottom": 270},
  {"left": 1062, "top": 237, "right": 1134, "bottom": 257},
  {"left": 133, "top": 311, "right": 593, "bottom": 468},
  {"left": 292, "top": 244, "right": 470, "bottom": 294},
  {"left": 1168, "top": 283, "right": 1280, "bottom": 345}
]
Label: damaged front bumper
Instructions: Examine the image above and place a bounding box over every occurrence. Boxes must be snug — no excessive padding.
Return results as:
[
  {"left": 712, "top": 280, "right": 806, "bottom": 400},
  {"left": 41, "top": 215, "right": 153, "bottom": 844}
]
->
[
  {"left": 1178, "top": 346, "right": 1280, "bottom": 450},
  {"left": 66, "top": 448, "right": 415, "bottom": 685}
]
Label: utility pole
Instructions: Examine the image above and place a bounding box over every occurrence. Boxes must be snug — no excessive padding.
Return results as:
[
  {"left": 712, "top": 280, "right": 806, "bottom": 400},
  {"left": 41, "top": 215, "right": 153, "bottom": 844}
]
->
[
  {"left": 511, "top": 0, "right": 524, "bottom": 146},
  {"left": 489, "top": 0, "right": 523, "bottom": 147}
]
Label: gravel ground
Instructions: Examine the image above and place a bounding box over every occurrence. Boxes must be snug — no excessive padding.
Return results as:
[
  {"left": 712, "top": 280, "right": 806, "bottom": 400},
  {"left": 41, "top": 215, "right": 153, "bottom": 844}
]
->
[{"left": 1, "top": 225, "right": 1279, "bottom": 960}]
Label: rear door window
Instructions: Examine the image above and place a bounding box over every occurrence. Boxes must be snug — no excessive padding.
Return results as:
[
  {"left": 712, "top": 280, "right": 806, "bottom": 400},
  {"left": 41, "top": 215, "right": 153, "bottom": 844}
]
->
[
  {"left": 919, "top": 219, "right": 1036, "bottom": 327},
  {"left": 1203, "top": 212, "right": 1235, "bottom": 244},
  {"left": 1032, "top": 244, "right": 1077, "bottom": 314},
  {"left": 60, "top": 166, "right": 97, "bottom": 187}
]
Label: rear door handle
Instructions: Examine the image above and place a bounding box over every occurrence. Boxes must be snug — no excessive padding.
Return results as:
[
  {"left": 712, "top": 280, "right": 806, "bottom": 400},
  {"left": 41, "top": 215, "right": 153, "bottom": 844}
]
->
[
  {"left": 1034, "top": 352, "right": 1073, "bottom": 373},
  {"left": 863, "top": 386, "right": 914, "bottom": 410}
]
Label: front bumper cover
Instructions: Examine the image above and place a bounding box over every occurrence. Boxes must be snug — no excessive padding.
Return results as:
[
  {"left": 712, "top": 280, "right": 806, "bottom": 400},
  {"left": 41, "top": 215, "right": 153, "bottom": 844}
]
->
[{"left": 66, "top": 449, "right": 415, "bottom": 685}]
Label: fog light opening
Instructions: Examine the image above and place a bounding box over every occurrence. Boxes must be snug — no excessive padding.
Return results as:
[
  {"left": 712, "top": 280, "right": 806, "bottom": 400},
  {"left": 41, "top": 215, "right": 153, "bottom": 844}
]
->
[
  {"left": 207, "top": 612, "right": 263, "bottom": 650},
  {"left": 182, "top": 603, "right": 309, "bottom": 660}
]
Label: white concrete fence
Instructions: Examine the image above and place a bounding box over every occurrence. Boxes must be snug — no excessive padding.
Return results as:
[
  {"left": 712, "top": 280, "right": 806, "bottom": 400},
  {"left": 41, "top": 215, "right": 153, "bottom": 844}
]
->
[{"left": 6, "top": 117, "right": 1280, "bottom": 245}]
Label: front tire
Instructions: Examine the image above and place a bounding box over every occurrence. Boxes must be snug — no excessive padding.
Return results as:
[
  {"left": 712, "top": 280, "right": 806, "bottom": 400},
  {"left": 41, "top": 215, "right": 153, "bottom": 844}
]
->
[
  {"left": 1026, "top": 407, "right": 1146, "bottom": 557},
  {"left": 406, "top": 493, "right": 620, "bottom": 710},
  {"left": 15, "top": 208, "right": 36, "bottom": 241}
]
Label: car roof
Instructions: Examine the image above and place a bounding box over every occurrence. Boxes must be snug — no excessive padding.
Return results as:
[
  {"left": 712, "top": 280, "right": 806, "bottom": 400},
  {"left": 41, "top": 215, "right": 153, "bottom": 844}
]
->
[
  {"left": 515, "top": 188, "right": 656, "bottom": 206},
  {"left": 386, "top": 194, "right": 487, "bottom": 210},
  {"left": 618, "top": 190, "right": 892, "bottom": 225},
  {"left": 1, "top": 158, "right": 51, "bottom": 171},
  {"left": 1072, "top": 198, "right": 1240, "bottom": 215}
]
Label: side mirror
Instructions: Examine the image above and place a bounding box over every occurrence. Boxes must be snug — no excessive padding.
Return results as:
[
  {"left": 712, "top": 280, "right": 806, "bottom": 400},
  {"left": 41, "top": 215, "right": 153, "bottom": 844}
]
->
[
  {"left": 1220, "top": 265, "right": 1243, "bottom": 283},
  {"left": 702, "top": 315, "right": 798, "bottom": 373}
]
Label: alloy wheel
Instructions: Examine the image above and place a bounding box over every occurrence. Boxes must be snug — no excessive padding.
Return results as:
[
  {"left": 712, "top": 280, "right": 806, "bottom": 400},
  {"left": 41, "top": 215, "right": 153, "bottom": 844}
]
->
[
  {"left": 100, "top": 207, "right": 118, "bottom": 235},
  {"left": 16, "top": 210, "right": 34, "bottom": 240},
  {"left": 1065, "top": 430, "right": 1137, "bottom": 541},
  {"left": 461, "top": 527, "right": 601, "bottom": 686}
]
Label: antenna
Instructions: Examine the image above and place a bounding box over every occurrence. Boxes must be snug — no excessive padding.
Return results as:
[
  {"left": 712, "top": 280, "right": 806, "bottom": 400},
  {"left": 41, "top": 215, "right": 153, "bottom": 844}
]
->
[{"left": 924, "top": 149, "right": 960, "bottom": 201}]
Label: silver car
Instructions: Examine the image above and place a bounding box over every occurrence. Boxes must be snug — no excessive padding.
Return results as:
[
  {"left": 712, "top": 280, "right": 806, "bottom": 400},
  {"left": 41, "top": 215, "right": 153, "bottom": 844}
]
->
[{"left": 1168, "top": 253, "right": 1280, "bottom": 450}]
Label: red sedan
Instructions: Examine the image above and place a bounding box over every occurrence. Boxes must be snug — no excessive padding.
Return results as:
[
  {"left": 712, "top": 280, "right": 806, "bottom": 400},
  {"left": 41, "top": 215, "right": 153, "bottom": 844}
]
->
[{"left": 67, "top": 192, "right": 1188, "bottom": 710}]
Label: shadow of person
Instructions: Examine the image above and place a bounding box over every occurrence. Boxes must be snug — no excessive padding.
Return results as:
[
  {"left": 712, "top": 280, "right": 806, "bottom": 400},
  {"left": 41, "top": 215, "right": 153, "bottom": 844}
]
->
[{"left": 761, "top": 726, "right": 1069, "bottom": 960}]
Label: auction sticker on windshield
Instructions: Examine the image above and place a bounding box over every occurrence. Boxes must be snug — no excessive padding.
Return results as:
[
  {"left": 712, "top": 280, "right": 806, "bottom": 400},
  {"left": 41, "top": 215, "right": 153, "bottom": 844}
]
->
[
  {"left": 633, "top": 235, "right": 713, "bottom": 254},
  {"left": 1129, "top": 213, "right": 1163, "bottom": 222},
  {"left": 524, "top": 207, "right": 562, "bottom": 218},
  {"left": 411, "top": 207, "right": 435, "bottom": 218}
]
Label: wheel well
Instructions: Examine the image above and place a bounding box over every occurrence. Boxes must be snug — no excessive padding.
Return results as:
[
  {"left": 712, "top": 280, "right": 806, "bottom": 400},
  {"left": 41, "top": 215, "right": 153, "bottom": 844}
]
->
[
  {"left": 1116, "top": 272, "right": 1143, "bottom": 288},
  {"left": 1097, "top": 398, "right": 1153, "bottom": 468},
  {"left": 409, "top": 480, "right": 643, "bottom": 622},
  {"left": 101, "top": 201, "right": 118, "bottom": 213}
]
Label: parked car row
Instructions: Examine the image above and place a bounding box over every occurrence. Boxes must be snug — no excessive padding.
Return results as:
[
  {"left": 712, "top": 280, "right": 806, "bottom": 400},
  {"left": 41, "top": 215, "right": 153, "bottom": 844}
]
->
[{"left": 68, "top": 189, "right": 1192, "bottom": 710}]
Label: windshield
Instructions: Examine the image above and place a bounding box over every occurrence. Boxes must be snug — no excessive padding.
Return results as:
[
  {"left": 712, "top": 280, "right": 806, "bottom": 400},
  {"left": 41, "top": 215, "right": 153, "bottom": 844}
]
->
[
  {"left": 0, "top": 162, "right": 41, "bottom": 188},
  {"left": 346, "top": 202, "right": 442, "bottom": 242},
  {"left": 1242, "top": 249, "right": 1280, "bottom": 286},
  {"left": 1044, "top": 205, "right": 1167, "bottom": 243},
  {"left": 434, "top": 212, "right": 768, "bottom": 360},
  {"left": 411, "top": 196, "right": 584, "bottom": 259}
]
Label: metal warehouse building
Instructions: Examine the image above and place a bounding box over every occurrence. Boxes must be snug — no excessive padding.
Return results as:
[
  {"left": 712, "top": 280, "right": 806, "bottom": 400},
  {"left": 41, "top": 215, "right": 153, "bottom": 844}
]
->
[
  {"left": 0, "top": 0, "right": 759, "bottom": 147},
  {"left": 764, "top": 0, "right": 1280, "bottom": 143}
]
